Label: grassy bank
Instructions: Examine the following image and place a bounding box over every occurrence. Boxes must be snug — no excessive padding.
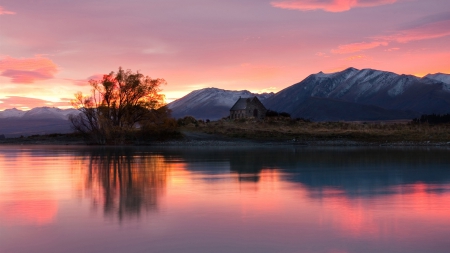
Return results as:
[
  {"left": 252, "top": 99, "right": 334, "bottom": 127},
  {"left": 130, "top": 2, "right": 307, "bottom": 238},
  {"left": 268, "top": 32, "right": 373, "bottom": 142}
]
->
[
  {"left": 2, "top": 117, "right": 450, "bottom": 146},
  {"left": 183, "top": 117, "right": 450, "bottom": 144}
]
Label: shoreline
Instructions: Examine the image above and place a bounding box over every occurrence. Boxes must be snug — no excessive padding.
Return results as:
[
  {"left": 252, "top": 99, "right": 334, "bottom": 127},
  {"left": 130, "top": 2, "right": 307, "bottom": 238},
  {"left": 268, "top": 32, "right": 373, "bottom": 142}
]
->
[
  {"left": 2, "top": 136, "right": 450, "bottom": 147},
  {"left": 2, "top": 125, "right": 450, "bottom": 147}
]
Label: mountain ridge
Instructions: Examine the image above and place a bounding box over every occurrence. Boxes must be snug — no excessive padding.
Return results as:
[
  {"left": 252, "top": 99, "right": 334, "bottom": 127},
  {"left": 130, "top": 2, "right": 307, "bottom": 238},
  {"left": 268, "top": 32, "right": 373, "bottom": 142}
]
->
[
  {"left": 0, "top": 107, "right": 79, "bottom": 119},
  {"left": 0, "top": 107, "right": 79, "bottom": 137},
  {"left": 169, "top": 67, "right": 450, "bottom": 121}
]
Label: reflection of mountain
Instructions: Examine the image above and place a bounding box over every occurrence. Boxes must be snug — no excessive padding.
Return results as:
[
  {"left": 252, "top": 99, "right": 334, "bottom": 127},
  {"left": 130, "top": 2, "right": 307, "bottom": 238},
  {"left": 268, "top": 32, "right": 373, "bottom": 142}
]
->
[
  {"left": 153, "top": 147, "right": 450, "bottom": 197},
  {"left": 79, "top": 148, "right": 169, "bottom": 220}
]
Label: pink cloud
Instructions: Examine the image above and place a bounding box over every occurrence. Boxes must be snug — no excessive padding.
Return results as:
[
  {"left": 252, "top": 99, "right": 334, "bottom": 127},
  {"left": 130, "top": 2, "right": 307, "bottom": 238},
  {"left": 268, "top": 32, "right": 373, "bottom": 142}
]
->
[
  {"left": 385, "top": 47, "right": 400, "bottom": 52},
  {"left": 0, "top": 6, "right": 15, "bottom": 15},
  {"left": 380, "top": 19, "right": 450, "bottom": 43},
  {"left": 0, "top": 96, "right": 70, "bottom": 110},
  {"left": 331, "top": 17, "right": 450, "bottom": 54},
  {"left": 0, "top": 56, "right": 58, "bottom": 83},
  {"left": 331, "top": 41, "right": 388, "bottom": 54},
  {"left": 66, "top": 74, "right": 104, "bottom": 86},
  {"left": 87, "top": 74, "right": 104, "bottom": 81},
  {"left": 344, "top": 54, "right": 367, "bottom": 61},
  {"left": 271, "top": 0, "right": 397, "bottom": 12}
]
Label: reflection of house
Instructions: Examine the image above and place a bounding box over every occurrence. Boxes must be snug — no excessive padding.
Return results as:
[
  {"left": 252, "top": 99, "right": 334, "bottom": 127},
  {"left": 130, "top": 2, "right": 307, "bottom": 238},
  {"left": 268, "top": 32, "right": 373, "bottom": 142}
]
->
[{"left": 229, "top": 96, "right": 267, "bottom": 120}]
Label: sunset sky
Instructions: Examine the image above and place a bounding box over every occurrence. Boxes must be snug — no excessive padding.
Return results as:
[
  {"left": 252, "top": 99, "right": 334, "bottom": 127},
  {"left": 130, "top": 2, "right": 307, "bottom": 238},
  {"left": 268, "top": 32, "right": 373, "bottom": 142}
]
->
[{"left": 1, "top": 0, "right": 450, "bottom": 110}]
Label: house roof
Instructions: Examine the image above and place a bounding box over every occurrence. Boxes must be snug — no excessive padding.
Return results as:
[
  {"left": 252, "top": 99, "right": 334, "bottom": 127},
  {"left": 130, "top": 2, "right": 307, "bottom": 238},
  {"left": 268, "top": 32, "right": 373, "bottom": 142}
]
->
[
  {"left": 230, "top": 98, "right": 248, "bottom": 111},
  {"left": 230, "top": 97, "right": 253, "bottom": 111}
]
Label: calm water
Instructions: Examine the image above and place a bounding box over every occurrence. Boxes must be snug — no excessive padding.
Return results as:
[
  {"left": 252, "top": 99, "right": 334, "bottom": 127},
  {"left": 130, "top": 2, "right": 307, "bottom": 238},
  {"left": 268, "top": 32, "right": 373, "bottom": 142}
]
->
[{"left": 1, "top": 146, "right": 450, "bottom": 253}]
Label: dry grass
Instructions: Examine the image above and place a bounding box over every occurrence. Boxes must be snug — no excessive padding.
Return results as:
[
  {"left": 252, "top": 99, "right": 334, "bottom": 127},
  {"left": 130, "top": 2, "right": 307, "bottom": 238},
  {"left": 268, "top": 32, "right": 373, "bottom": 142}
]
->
[{"left": 184, "top": 117, "right": 450, "bottom": 143}]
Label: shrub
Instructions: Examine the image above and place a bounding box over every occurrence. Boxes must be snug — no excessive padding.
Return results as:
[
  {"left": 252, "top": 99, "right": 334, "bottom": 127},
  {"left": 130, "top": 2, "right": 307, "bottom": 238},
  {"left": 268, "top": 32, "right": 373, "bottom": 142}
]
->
[
  {"left": 177, "top": 116, "right": 198, "bottom": 126},
  {"left": 279, "top": 112, "right": 291, "bottom": 118},
  {"left": 266, "top": 110, "right": 279, "bottom": 117}
]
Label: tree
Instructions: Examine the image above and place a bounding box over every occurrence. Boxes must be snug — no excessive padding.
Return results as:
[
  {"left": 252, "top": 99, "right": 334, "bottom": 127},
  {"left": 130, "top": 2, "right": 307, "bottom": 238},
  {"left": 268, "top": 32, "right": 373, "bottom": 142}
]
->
[{"left": 70, "top": 67, "right": 170, "bottom": 144}]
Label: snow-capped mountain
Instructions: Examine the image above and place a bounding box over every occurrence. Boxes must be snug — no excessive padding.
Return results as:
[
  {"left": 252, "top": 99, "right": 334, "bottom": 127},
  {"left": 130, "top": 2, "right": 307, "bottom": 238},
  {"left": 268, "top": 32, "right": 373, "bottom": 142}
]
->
[
  {"left": 264, "top": 68, "right": 450, "bottom": 121},
  {"left": 168, "top": 88, "right": 274, "bottom": 120},
  {"left": 0, "top": 107, "right": 80, "bottom": 137},
  {"left": 0, "top": 107, "right": 79, "bottom": 119},
  {"left": 0, "top": 108, "right": 26, "bottom": 118},
  {"left": 22, "top": 107, "right": 79, "bottom": 119},
  {"left": 167, "top": 68, "right": 450, "bottom": 121}
]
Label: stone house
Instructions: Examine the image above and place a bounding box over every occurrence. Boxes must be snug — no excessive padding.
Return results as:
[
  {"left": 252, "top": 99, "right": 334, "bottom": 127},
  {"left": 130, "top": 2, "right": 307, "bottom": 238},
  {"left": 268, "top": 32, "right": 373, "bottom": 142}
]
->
[{"left": 229, "top": 96, "right": 267, "bottom": 120}]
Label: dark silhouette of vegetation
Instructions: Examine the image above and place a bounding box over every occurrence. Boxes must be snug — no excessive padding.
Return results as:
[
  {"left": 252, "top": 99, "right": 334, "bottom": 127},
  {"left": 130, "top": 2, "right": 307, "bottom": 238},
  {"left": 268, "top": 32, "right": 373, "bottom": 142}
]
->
[
  {"left": 70, "top": 67, "right": 178, "bottom": 144},
  {"left": 266, "top": 110, "right": 279, "bottom": 117},
  {"left": 266, "top": 110, "right": 291, "bottom": 118},
  {"left": 279, "top": 112, "right": 291, "bottom": 118},
  {"left": 177, "top": 116, "right": 198, "bottom": 126},
  {"left": 412, "top": 114, "right": 450, "bottom": 125},
  {"left": 293, "top": 117, "right": 312, "bottom": 123}
]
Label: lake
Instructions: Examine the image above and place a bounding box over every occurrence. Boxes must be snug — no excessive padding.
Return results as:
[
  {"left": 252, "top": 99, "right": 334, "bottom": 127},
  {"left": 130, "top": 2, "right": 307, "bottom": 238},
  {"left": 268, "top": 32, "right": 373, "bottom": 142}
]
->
[{"left": 1, "top": 145, "right": 450, "bottom": 253}]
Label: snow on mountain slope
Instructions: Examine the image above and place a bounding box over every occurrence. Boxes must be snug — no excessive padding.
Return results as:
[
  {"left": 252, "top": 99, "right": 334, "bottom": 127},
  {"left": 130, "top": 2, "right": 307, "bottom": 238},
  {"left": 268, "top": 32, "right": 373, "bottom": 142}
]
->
[
  {"left": 22, "top": 107, "right": 79, "bottom": 119},
  {"left": 424, "top": 73, "right": 450, "bottom": 91},
  {"left": 168, "top": 88, "right": 274, "bottom": 120},
  {"left": 0, "top": 108, "right": 26, "bottom": 118},
  {"left": 309, "top": 68, "right": 420, "bottom": 100},
  {"left": 425, "top": 73, "right": 450, "bottom": 84},
  {"left": 0, "top": 107, "right": 79, "bottom": 137},
  {"left": 264, "top": 67, "right": 450, "bottom": 119},
  {"left": 0, "top": 107, "right": 79, "bottom": 119}
]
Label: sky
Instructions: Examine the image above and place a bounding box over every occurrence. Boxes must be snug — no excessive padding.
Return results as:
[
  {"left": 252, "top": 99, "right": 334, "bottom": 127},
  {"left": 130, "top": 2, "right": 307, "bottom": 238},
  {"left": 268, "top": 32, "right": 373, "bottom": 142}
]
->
[{"left": 1, "top": 0, "right": 450, "bottom": 110}]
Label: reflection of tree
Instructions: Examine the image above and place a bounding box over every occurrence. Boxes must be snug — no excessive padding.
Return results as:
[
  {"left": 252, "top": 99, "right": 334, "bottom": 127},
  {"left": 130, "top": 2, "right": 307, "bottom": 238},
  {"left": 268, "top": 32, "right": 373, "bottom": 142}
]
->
[{"left": 82, "top": 148, "right": 169, "bottom": 221}]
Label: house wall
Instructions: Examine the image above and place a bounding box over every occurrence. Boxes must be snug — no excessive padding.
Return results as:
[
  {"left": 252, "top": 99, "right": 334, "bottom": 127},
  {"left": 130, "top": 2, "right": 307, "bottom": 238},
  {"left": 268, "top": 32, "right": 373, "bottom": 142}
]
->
[
  {"left": 230, "top": 110, "right": 246, "bottom": 119},
  {"left": 245, "top": 99, "right": 267, "bottom": 120}
]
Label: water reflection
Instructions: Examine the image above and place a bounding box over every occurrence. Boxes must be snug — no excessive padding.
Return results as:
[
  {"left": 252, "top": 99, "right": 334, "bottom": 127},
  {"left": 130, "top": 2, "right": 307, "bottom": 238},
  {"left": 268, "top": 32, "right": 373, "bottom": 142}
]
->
[
  {"left": 153, "top": 147, "right": 450, "bottom": 195},
  {"left": 2, "top": 146, "right": 450, "bottom": 253},
  {"left": 77, "top": 148, "right": 169, "bottom": 221},
  {"left": 74, "top": 147, "right": 450, "bottom": 221}
]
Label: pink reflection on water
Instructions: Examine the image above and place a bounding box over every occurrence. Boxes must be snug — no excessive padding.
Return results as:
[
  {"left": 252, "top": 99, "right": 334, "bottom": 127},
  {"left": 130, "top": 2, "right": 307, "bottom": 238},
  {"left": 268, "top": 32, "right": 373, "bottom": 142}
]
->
[
  {"left": 1, "top": 147, "right": 450, "bottom": 253},
  {"left": 0, "top": 200, "right": 58, "bottom": 226},
  {"left": 162, "top": 163, "right": 450, "bottom": 252},
  {"left": 0, "top": 148, "right": 75, "bottom": 226},
  {"left": 319, "top": 183, "right": 450, "bottom": 238}
]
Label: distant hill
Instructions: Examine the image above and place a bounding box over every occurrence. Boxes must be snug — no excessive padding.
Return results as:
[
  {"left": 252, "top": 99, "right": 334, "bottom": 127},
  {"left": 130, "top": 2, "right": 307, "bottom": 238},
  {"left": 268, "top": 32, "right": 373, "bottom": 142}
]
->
[
  {"left": 167, "top": 88, "right": 274, "bottom": 120},
  {"left": 0, "top": 118, "right": 74, "bottom": 138},
  {"left": 0, "top": 107, "right": 79, "bottom": 137},
  {"left": 0, "top": 107, "right": 78, "bottom": 119}
]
